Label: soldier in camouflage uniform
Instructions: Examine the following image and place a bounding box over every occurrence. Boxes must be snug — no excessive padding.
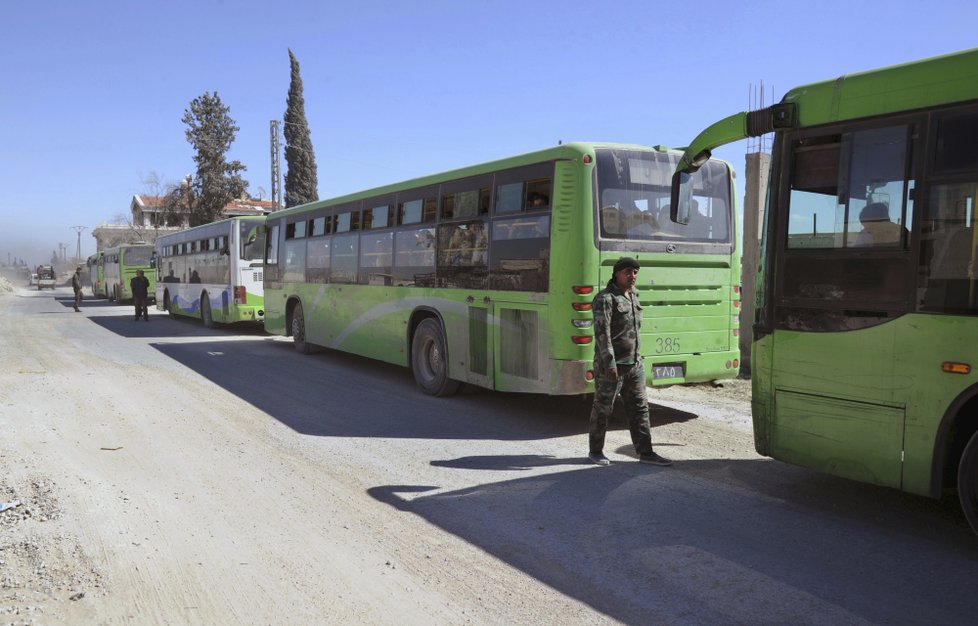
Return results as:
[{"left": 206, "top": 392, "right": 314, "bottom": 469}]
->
[{"left": 588, "top": 257, "right": 672, "bottom": 466}]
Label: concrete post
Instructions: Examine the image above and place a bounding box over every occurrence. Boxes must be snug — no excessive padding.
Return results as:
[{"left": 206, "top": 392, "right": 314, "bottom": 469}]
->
[{"left": 740, "top": 151, "right": 770, "bottom": 375}]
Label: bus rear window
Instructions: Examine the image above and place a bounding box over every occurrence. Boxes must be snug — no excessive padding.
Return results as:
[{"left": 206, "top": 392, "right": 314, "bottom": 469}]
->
[{"left": 595, "top": 149, "right": 731, "bottom": 244}]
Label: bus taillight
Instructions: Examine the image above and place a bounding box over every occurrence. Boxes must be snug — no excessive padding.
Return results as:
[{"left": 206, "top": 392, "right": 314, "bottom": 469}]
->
[
  {"left": 573, "top": 286, "right": 593, "bottom": 294},
  {"left": 572, "top": 336, "right": 592, "bottom": 345},
  {"left": 234, "top": 286, "right": 247, "bottom": 304},
  {"left": 572, "top": 302, "right": 592, "bottom": 311}
]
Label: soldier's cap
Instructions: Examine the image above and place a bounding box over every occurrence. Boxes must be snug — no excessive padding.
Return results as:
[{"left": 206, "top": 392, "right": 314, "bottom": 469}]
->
[{"left": 613, "top": 256, "right": 640, "bottom": 273}]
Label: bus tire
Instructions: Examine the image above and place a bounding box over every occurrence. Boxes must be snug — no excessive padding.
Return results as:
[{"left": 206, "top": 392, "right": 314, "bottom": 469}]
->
[
  {"left": 201, "top": 295, "right": 215, "bottom": 329},
  {"left": 291, "top": 301, "right": 313, "bottom": 354},
  {"left": 958, "top": 431, "right": 978, "bottom": 535},
  {"left": 411, "top": 318, "right": 460, "bottom": 397}
]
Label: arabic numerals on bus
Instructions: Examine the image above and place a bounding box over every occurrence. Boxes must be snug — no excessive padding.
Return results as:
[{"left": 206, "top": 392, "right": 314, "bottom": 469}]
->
[{"left": 655, "top": 337, "right": 680, "bottom": 354}]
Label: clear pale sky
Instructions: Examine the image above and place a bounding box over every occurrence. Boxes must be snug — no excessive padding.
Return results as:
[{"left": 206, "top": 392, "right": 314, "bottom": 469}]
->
[{"left": 1, "top": 0, "right": 975, "bottom": 266}]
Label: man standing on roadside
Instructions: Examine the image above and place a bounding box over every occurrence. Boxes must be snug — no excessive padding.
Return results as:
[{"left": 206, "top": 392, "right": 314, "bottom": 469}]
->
[
  {"left": 71, "top": 266, "right": 83, "bottom": 312},
  {"left": 130, "top": 269, "right": 150, "bottom": 322},
  {"left": 587, "top": 256, "right": 672, "bottom": 466}
]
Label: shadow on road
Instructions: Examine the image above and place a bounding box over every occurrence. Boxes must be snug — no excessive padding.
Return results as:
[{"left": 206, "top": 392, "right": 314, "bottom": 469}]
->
[
  {"left": 148, "top": 332, "right": 697, "bottom": 442},
  {"left": 370, "top": 455, "right": 978, "bottom": 625},
  {"left": 88, "top": 310, "right": 268, "bottom": 339}
]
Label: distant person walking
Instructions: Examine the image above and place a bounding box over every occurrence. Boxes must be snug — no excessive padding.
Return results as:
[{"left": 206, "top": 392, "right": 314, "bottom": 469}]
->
[
  {"left": 71, "top": 266, "right": 83, "bottom": 312},
  {"left": 587, "top": 256, "right": 672, "bottom": 466},
  {"left": 130, "top": 269, "right": 150, "bottom": 321}
]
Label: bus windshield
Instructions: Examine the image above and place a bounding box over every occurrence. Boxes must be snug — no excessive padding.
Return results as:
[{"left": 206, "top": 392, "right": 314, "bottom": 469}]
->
[
  {"left": 240, "top": 222, "right": 265, "bottom": 262},
  {"left": 595, "top": 148, "right": 731, "bottom": 243}
]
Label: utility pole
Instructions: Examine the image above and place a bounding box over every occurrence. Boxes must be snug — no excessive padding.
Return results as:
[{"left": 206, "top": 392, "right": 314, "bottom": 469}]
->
[
  {"left": 71, "top": 226, "right": 87, "bottom": 264},
  {"left": 270, "top": 120, "right": 282, "bottom": 210},
  {"left": 741, "top": 82, "right": 774, "bottom": 375}
]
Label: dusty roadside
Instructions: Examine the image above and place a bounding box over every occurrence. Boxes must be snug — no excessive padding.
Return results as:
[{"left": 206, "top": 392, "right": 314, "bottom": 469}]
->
[{"left": 0, "top": 277, "right": 754, "bottom": 625}]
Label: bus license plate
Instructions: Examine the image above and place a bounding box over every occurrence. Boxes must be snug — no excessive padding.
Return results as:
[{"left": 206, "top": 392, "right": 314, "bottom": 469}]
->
[{"left": 652, "top": 363, "right": 685, "bottom": 380}]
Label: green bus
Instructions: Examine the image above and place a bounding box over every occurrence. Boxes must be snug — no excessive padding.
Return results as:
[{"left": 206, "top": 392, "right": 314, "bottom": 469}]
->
[
  {"left": 672, "top": 48, "right": 978, "bottom": 533},
  {"left": 154, "top": 216, "right": 266, "bottom": 327},
  {"left": 103, "top": 243, "right": 156, "bottom": 302},
  {"left": 86, "top": 251, "right": 104, "bottom": 298},
  {"left": 264, "top": 142, "right": 740, "bottom": 396}
]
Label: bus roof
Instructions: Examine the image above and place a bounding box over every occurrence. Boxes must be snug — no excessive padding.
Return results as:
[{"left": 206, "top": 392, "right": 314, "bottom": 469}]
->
[
  {"left": 274, "top": 142, "right": 681, "bottom": 217},
  {"left": 782, "top": 47, "right": 978, "bottom": 128},
  {"left": 674, "top": 47, "right": 978, "bottom": 176}
]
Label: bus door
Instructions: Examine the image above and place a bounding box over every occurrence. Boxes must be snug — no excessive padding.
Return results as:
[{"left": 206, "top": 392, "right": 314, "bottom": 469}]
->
[
  {"left": 767, "top": 123, "right": 916, "bottom": 489},
  {"left": 460, "top": 294, "right": 494, "bottom": 390},
  {"left": 440, "top": 220, "right": 495, "bottom": 389},
  {"left": 487, "top": 214, "right": 552, "bottom": 393}
]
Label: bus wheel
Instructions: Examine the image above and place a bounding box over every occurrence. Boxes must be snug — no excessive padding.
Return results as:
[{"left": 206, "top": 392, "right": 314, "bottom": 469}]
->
[
  {"left": 411, "top": 318, "right": 460, "bottom": 397},
  {"left": 959, "top": 431, "right": 978, "bottom": 535},
  {"left": 291, "top": 302, "right": 313, "bottom": 354},
  {"left": 201, "top": 295, "right": 215, "bottom": 329}
]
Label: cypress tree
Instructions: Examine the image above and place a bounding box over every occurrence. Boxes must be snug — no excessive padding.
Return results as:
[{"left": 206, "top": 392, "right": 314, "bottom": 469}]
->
[{"left": 284, "top": 49, "right": 319, "bottom": 208}]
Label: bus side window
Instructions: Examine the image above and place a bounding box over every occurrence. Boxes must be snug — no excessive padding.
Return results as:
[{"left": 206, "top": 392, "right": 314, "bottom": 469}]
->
[{"left": 266, "top": 224, "right": 280, "bottom": 266}]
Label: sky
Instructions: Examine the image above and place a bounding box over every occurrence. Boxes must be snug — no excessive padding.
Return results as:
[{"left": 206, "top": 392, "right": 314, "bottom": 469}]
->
[{"left": 2, "top": 0, "right": 976, "bottom": 266}]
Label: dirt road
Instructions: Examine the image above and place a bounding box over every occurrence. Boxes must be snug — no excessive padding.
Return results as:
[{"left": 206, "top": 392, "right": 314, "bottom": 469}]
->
[
  {"left": 0, "top": 280, "right": 752, "bottom": 625},
  {"left": 2, "top": 279, "right": 975, "bottom": 626}
]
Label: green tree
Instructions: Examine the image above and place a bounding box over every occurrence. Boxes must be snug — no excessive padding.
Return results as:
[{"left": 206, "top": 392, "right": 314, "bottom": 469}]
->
[
  {"left": 284, "top": 49, "right": 319, "bottom": 208},
  {"left": 160, "top": 176, "right": 198, "bottom": 227},
  {"left": 174, "top": 92, "right": 249, "bottom": 226}
]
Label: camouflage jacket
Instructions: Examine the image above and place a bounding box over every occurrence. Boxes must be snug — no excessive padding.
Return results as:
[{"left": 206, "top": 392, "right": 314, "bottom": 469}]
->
[{"left": 592, "top": 280, "right": 642, "bottom": 372}]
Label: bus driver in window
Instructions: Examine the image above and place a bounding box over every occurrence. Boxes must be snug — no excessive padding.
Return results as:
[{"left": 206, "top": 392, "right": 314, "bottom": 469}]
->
[{"left": 855, "top": 202, "right": 903, "bottom": 247}]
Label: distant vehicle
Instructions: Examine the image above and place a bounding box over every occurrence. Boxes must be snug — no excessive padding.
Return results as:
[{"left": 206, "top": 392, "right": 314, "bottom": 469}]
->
[
  {"left": 87, "top": 251, "right": 105, "bottom": 298},
  {"left": 28, "top": 273, "right": 38, "bottom": 286},
  {"left": 36, "top": 265, "right": 56, "bottom": 290},
  {"left": 154, "top": 216, "right": 265, "bottom": 327},
  {"left": 103, "top": 243, "right": 155, "bottom": 302}
]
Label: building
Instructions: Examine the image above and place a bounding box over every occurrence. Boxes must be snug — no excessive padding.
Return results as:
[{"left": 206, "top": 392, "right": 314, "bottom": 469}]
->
[{"left": 92, "top": 195, "right": 275, "bottom": 252}]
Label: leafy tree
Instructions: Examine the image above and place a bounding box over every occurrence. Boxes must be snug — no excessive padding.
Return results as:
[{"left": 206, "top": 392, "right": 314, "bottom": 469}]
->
[
  {"left": 160, "top": 176, "right": 197, "bottom": 227},
  {"left": 284, "top": 49, "right": 319, "bottom": 208},
  {"left": 169, "top": 92, "right": 249, "bottom": 226}
]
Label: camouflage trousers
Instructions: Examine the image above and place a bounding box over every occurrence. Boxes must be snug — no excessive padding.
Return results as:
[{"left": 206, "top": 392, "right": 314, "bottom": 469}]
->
[{"left": 588, "top": 360, "right": 654, "bottom": 456}]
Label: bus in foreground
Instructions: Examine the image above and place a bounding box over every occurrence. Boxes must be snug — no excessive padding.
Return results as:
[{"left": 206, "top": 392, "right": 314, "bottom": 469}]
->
[
  {"left": 672, "top": 48, "right": 978, "bottom": 533},
  {"left": 155, "top": 216, "right": 265, "bottom": 327},
  {"left": 86, "top": 251, "right": 104, "bottom": 297},
  {"left": 103, "top": 243, "right": 155, "bottom": 302},
  {"left": 264, "top": 142, "right": 740, "bottom": 396}
]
